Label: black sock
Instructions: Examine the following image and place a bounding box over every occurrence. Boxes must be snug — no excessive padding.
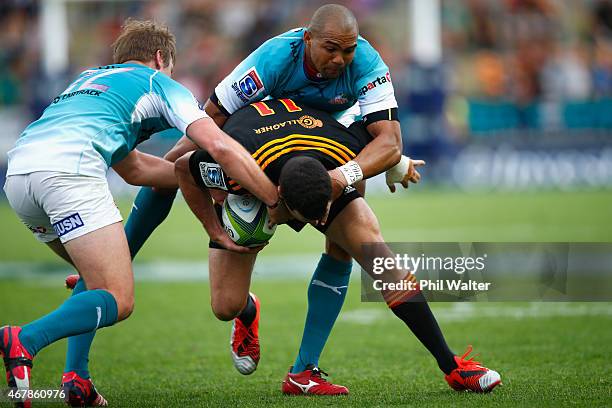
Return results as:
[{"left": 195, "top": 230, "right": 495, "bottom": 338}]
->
[
  {"left": 237, "top": 295, "right": 256, "bottom": 327},
  {"left": 390, "top": 292, "right": 457, "bottom": 375}
]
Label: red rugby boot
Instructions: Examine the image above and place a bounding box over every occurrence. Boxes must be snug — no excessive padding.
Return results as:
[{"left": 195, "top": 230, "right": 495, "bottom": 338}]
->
[
  {"left": 444, "top": 346, "right": 501, "bottom": 393},
  {"left": 61, "top": 371, "right": 108, "bottom": 407},
  {"left": 282, "top": 365, "right": 348, "bottom": 396},
  {"left": 230, "top": 293, "right": 260, "bottom": 375},
  {"left": 0, "top": 326, "right": 34, "bottom": 408}
]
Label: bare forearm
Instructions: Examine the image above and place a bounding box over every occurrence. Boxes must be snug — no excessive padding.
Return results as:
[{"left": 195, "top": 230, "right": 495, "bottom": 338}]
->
[
  {"left": 113, "top": 151, "right": 178, "bottom": 189},
  {"left": 355, "top": 121, "right": 402, "bottom": 178},
  {"left": 137, "top": 153, "right": 178, "bottom": 188},
  {"left": 354, "top": 135, "right": 401, "bottom": 178},
  {"left": 212, "top": 136, "right": 278, "bottom": 206},
  {"left": 187, "top": 118, "right": 278, "bottom": 207},
  {"left": 176, "top": 164, "right": 224, "bottom": 237}
]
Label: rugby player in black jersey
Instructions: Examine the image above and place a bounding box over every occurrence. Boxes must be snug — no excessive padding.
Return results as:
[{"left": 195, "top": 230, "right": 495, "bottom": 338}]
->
[{"left": 174, "top": 98, "right": 501, "bottom": 395}]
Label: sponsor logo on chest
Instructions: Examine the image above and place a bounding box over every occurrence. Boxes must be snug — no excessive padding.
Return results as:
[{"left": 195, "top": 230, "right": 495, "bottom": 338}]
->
[
  {"left": 253, "top": 115, "right": 323, "bottom": 134},
  {"left": 328, "top": 94, "right": 350, "bottom": 105}
]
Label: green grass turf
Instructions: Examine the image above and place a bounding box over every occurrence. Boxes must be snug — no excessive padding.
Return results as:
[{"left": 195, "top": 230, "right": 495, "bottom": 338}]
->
[
  {"left": 1, "top": 189, "right": 611, "bottom": 262},
  {"left": 0, "top": 281, "right": 610, "bottom": 407},
  {"left": 0, "top": 190, "right": 611, "bottom": 406}
]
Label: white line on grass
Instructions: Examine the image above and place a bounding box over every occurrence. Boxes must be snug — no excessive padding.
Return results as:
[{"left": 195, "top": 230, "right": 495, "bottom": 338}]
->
[
  {"left": 0, "top": 255, "right": 344, "bottom": 282},
  {"left": 339, "top": 302, "right": 612, "bottom": 324}
]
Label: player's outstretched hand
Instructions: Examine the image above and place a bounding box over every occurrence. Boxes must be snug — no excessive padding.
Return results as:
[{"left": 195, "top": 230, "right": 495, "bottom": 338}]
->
[{"left": 385, "top": 156, "right": 425, "bottom": 193}]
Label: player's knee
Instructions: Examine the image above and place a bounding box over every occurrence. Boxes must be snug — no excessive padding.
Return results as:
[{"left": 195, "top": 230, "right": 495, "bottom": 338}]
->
[
  {"left": 211, "top": 297, "right": 244, "bottom": 321},
  {"left": 111, "top": 291, "right": 135, "bottom": 321},
  {"left": 163, "top": 146, "right": 184, "bottom": 162},
  {"left": 164, "top": 137, "right": 196, "bottom": 162},
  {"left": 174, "top": 153, "right": 191, "bottom": 176},
  {"left": 212, "top": 306, "right": 241, "bottom": 322},
  {"left": 326, "top": 241, "right": 352, "bottom": 263},
  {"left": 117, "top": 299, "right": 135, "bottom": 321}
]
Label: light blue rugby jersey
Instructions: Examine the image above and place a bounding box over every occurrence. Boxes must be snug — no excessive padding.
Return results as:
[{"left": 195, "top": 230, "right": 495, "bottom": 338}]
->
[
  {"left": 214, "top": 28, "right": 397, "bottom": 120},
  {"left": 7, "top": 63, "right": 206, "bottom": 179}
]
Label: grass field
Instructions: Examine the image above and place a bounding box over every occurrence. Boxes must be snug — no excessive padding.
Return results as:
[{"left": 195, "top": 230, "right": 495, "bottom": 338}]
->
[
  {"left": 0, "top": 190, "right": 611, "bottom": 407},
  {"left": 1, "top": 189, "right": 612, "bottom": 261}
]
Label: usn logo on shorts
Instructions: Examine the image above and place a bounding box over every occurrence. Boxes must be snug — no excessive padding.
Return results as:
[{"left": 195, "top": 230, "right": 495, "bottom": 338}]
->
[{"left": 52, "top": 213, "right": 85, "bottom": 237}]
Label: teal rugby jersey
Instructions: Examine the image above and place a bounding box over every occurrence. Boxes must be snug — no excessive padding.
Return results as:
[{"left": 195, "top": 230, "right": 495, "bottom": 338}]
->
[
  {"left": 213, "top": 28, "right": 397, "bottom": 120},
  {"left": 7, "top": 63, "right": 206, "bottom": 179}
]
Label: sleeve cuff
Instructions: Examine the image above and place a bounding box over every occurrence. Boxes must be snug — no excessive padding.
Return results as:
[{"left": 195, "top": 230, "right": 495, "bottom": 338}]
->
[{"left": 210, "top": 91, "right": 231, "bottom": 117}]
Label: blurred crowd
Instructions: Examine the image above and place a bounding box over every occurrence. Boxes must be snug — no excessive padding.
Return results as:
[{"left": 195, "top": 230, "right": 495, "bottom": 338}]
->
[
  {"left": 1, "top": 0, "right": 611, "bottom": 190},
  {"left": 444, "top": 0, "right": 612, "bottom": 103},
  {"left": 0, "top": 0, "right": 611, "bottom": 128},
  {"left": 0, "top": 0, "right": 392, "bottom": 113}
]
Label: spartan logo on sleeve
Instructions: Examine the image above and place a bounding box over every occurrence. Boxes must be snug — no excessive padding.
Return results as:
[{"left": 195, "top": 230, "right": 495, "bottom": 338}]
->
[
  {"left": 358, "top": 72, "right": 392, "bottom": 96},
  {"left": 52, "top": 213, "right": 84, "bottom": 237},
  {"left": 232, "top": 67, "right": 265, "bottom": 103},
  {"left": 199, "top": 162, "right": 228, "bottom": 190}
]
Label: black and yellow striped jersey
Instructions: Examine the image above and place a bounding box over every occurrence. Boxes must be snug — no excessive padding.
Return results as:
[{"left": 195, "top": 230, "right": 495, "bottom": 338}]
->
[{"left": 221, "top": 98, "right": 372, "bottom": 192}]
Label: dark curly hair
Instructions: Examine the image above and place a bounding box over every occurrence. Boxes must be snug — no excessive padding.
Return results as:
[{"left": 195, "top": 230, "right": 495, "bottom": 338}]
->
[{"left": 279, "top": 156, "right": 332, "bottom": 221}]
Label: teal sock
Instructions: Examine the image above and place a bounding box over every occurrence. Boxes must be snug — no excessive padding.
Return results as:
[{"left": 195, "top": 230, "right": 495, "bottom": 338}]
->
[
  {"left": 292, "top": 254, "right": 352, "bottom": 373},
  {"left": 124, "top": 187, "right": 177, "bottom": 259},
  {"left": 64, "top": 278, "right": 94, "bottom": 379},
  {"left": 19, "top": 289, "right": 118, "bottom": 357}
]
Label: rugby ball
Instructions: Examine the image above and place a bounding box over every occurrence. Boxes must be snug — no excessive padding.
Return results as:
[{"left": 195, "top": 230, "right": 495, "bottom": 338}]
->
[{"left": 221, "top": 194, "right": 276, "bottom": 247}]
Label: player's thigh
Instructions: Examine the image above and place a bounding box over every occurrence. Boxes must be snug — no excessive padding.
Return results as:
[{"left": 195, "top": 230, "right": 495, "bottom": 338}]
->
[
  {"left": 324, "top": 197, "right": 383, "bottom": 267},
  {"left": 63, "top": 222, "right": 133, "bottom": 300},
  {"left": 325, "top": 198, "right": 404, "bottom": 282},
  {"left": 46, "top": 239, "right": 74, "bottom": 266},
  {"left": 325, "top": 238, "right": 352, "bottom": 262},
  {"left": 323, "top": 181, "right": 366, "bottom": 262},
  {"left": 28, "top": 172, "right": 132, "bottom": 313},
  {"left": 208, "top": 248, "right": 257, "bottom": 318}
]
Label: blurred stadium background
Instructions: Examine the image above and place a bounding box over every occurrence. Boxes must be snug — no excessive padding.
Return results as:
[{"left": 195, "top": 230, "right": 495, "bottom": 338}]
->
[
  {"left": 1, "top": 0, "right": 611, "bottom": 263},
  {"left": 2, "top": 0, "right": 612, "bottom": 193},
  {"left": 0, "top": 1, "right": 611, "bottom": 406}
]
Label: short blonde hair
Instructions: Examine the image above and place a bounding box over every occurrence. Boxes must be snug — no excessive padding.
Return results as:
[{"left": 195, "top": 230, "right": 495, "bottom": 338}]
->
[{"left": 112, "top": 18, "right": 176, "bottom": 66}]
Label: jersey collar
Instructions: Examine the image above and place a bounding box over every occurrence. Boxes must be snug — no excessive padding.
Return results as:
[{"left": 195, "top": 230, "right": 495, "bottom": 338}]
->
[
  {"left": 303, "top": 50, "right": 326, "bottom": 82},
  {"left": 117, "top": 62, "right": 152, "bottom": 69}
]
